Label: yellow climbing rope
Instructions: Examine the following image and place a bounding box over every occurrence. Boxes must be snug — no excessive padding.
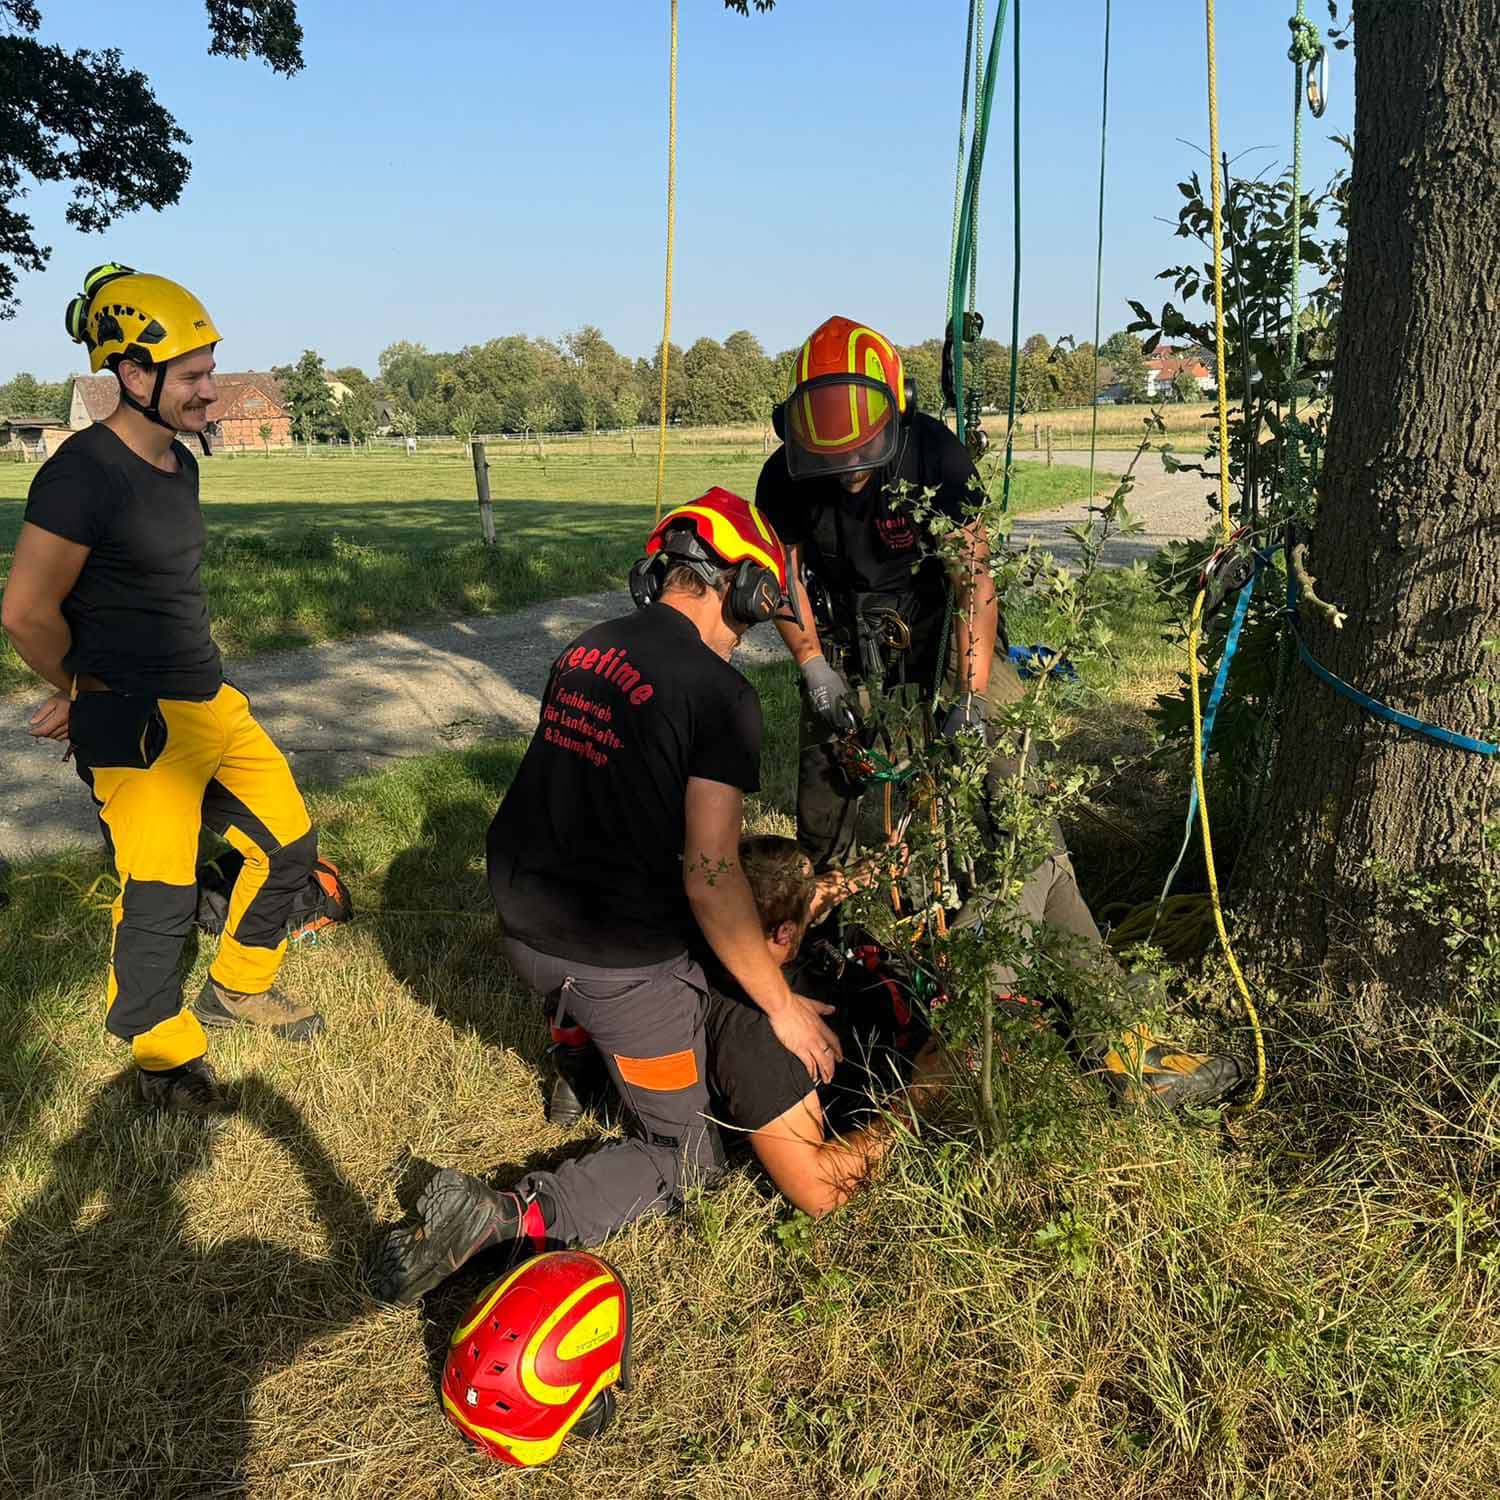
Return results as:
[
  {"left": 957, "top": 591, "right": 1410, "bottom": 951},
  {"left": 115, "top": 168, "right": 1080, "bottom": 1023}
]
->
[
  {"left": 653, "top": 0, "right": 679, "bottom": 526},
  {"left": 1188, "top": 593, "right": 1268, "bottom": 1108},
  {"left": 1193, "top": 0, "right": 1266, "bottom": 1110}
]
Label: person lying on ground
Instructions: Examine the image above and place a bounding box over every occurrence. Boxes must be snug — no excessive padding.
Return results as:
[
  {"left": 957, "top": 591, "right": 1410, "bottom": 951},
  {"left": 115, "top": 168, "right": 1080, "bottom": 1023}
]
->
[{"left": 370, "top": 836, "right": 950, "bottom": 1303}]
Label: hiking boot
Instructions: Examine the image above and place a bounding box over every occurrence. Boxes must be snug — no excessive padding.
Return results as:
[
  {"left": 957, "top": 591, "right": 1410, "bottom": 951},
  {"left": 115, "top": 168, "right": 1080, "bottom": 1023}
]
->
[
  {"left": 192, "top": 975, "right": 325, "bottom": 1042},
  {"left": 370, "top": 1167, "right": 525, "bottom": 1305},
  {"left": 135, "top": 1057, "right": 232, "bottom": 1118},
  {"left": 1100, "top": 1023, "right": 1244, "bottom": 1107}
]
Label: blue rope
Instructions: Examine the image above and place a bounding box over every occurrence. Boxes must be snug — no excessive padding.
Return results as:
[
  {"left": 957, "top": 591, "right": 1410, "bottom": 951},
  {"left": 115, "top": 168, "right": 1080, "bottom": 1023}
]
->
[
  {"left": 1154, "top": 571, "right": 1257, "bottom": 921},
  {"left": 1287, "top": 560, "right": 1497, "bottom": 756}
]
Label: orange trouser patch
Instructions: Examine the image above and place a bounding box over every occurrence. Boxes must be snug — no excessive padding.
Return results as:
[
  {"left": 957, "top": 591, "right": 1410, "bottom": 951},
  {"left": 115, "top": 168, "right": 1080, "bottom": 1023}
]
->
[{"left": 614, "top": 1048, "right": 699, "bottom": 1092}]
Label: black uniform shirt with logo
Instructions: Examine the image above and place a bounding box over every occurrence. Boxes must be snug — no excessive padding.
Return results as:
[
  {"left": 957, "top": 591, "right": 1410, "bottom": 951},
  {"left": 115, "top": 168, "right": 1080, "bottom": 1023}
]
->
[
  {"left": 705, "top": 950, "right": 927, "bottom": 1135},
  {"left": 756, "top": 411, "right": 984, "bottom": 685},
  {"left": 488, "top": 604, "right": 762, "bottom": 967},
  {"left": 23, "top": 423, "right": 223, "bottom": 700}
]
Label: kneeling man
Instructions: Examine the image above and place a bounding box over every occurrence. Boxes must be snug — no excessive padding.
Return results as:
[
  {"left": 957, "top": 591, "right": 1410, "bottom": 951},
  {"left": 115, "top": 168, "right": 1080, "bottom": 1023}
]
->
[{"left": 374, "top": 489, "right": 840, "bottom": 1299}]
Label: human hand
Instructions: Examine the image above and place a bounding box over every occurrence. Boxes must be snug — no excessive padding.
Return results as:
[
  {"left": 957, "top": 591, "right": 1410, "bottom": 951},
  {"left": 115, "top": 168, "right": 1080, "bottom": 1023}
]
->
[
  {"left": 800, "top": 654, "right": 855, "bottom": 733},
  {"left": 28, "top": 693, "right": 70, "bottom": 742},
  {"left": 768, "top": 991, "right": 843, "bottom": 1085},
  {"left": 941, "top": 695, "right": 988, "bottom": 740}
]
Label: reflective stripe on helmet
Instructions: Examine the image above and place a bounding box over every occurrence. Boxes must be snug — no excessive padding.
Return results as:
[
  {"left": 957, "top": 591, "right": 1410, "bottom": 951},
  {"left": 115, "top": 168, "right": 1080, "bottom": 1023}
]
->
[{"left": 647, "top": 486, "right": 789, "bottom": 592}]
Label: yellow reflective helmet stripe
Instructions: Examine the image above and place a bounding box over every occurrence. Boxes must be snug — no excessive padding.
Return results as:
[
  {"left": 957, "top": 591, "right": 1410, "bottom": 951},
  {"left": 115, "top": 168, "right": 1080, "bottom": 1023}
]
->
[
  {"left": 661, "top": 501, "right": 780, "bottom": 577},
  {"left": 449, "top": 1258, "right": 535, "bottom": 1347},
  {"left": 518, "top": 1272, "right": 617, "bottom": 1407},
  {"left": 442, "top": 1363, "right": 622, "bottom": 1467}
]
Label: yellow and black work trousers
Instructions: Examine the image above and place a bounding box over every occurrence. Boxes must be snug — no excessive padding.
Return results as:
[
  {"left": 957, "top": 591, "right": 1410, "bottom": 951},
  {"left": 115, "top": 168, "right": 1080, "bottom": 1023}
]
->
[{"left": 70, "top": 682, "right": 316, "bottom": 1072}]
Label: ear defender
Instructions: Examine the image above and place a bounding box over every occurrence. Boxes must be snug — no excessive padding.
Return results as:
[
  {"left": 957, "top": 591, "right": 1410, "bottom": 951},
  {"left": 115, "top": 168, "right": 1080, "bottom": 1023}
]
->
[
  {"left": 64, "top": 263, "right": 138, "bottom": 348},
  {"left": 771, "top": 400, "right": 786, "bottom": 441},
  {"left": 628, "top": 555, "right": 665, "bottom": 610},
  {"left": 727, "top": 558, "right": 780, "bottom": 626}
]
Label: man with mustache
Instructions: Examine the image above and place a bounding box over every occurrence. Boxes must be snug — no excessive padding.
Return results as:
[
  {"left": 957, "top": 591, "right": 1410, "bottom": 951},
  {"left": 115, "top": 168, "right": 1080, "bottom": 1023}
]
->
[{"left": 1, "top": 265, "right": 325, "bottom": 1117}]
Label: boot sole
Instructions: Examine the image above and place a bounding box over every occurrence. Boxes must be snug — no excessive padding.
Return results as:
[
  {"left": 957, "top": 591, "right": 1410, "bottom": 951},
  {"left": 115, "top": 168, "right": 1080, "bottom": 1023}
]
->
[
  {"left": 372, "top": 1168, "right": 511, "bottom": 1305},
  {"left": 192, "top": 992, "right": 325, "bottom": 1042}
]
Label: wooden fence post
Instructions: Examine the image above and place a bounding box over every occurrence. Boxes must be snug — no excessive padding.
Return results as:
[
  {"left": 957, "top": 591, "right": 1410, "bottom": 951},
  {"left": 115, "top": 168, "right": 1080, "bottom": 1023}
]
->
[
  {"left": 1045, "top": 427, "right": 1053, "bottom": 467},
  {"left": 472, "top": 442, "right": 496, "bottom": 547}
]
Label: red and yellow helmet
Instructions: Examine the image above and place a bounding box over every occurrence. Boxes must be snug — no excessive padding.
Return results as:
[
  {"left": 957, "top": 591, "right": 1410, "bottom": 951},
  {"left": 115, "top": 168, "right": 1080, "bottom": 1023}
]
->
[
  {"left": 441, "top": 1251, "right": 632, "bottom": 1468},
  {"left": 780, "top": 316, "right": 909, "bottom": 480},
  {"left": 646, "top": 486, "right": 789, "bottom": 594},
  {"left": 632, "top": 486, "right": 802, "bottom": 626}
]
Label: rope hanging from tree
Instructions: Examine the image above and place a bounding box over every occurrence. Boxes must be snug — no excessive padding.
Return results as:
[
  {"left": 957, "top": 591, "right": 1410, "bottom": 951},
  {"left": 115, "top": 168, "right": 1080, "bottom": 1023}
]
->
[
  {"left": 1184, "top": 0, "right": 1266, "bottom": 1111},
  {"left": 652, "top": 0, "right": 679, "bottom": 526}
]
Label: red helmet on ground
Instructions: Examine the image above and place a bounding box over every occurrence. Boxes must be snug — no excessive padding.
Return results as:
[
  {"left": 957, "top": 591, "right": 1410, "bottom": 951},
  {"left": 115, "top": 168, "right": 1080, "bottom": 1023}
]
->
[
  {"left": 441, "top": 1251, "right": 633, "bottom": 1468},
  {"left": 779, "top": 316, "right": 910, "bottom": 480},
  {"left": 631, "top": 486, "right": 802, "bottom": 626}
]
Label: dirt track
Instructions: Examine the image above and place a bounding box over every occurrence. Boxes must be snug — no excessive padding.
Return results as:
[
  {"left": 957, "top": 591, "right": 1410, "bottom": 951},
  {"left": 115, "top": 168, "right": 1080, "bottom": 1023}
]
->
[{"left": 0, "top": 452, "right": 1213, "bottom": 860}]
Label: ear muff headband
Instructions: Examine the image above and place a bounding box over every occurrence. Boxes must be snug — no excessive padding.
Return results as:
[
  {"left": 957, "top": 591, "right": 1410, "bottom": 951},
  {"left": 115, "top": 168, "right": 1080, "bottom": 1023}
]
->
[{"left": 630, "top": 549, "right": 780, "bottom": 627}]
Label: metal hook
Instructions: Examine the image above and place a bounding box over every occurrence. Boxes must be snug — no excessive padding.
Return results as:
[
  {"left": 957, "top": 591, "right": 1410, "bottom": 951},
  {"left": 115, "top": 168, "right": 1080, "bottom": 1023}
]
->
[{"left": 1306, "top": 45, "right": 1329, "bottom": 118}]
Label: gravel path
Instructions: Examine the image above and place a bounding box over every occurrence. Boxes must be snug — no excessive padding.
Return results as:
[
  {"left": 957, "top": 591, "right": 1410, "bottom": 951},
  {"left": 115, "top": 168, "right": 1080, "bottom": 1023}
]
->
[{"left": 0, "top": 452, "right": 1212, "bottom": 860}]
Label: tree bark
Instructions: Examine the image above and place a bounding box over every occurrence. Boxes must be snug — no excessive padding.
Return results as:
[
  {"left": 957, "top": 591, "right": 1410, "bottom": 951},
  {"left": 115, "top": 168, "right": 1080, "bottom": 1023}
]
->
[{"left": 1239, "top": 0, "right": 1500, "bottom": 1028}]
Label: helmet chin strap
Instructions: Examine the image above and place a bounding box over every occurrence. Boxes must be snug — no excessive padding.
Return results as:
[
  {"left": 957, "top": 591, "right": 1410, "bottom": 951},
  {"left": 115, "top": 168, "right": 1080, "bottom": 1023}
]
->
[
  {"left": 114, "top": 361, "right": 173, "bottom": 431},
  {"left": 115, "top": 361, "right": 210, "bottom": 454}
]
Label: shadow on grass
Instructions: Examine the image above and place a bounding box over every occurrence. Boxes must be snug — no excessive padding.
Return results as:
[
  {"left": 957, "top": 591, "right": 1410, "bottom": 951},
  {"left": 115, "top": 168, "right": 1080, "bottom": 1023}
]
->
[
  {"left": 0, "top": 846, "right": 114, "bottom": 1167},
  {"left": 0, "top": 1071, "right": 381, "bottom": 1498},
  {"left": 365, "top": 743, "right": 548, "bottom": 1077}
]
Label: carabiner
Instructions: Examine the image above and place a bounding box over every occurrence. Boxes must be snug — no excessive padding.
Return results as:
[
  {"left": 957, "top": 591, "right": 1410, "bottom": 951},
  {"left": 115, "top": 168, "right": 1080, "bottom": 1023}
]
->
[{"left": 1306, "top": 44, "right": 1329, "bottom": 117}]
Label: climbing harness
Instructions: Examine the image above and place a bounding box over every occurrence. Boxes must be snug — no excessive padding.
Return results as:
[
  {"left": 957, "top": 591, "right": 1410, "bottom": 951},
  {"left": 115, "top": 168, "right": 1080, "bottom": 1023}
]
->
[{"left": 652, "top": 0, "right": 679, "bottom": 526}]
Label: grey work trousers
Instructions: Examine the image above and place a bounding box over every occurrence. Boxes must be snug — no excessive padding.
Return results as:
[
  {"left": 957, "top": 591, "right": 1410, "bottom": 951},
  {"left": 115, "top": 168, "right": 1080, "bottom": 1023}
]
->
[{"left": 505, "top": 937, "right": 724, "bottom": 1248}]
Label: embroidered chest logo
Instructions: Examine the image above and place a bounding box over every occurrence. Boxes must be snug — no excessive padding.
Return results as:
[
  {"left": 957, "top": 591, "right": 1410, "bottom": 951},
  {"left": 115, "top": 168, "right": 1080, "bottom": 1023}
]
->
[{"left": 875, "top": 515, "right": 917, "bottom": 553}]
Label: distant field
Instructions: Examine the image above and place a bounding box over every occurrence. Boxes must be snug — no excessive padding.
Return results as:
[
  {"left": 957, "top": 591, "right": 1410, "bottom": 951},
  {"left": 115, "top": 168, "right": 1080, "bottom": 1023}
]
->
[
  {"left": 0, "top": 441, "right": 1111, "bottom": 695},
  {"left": 1018, "top": 402, "right": 1216, "bottom": 453}
]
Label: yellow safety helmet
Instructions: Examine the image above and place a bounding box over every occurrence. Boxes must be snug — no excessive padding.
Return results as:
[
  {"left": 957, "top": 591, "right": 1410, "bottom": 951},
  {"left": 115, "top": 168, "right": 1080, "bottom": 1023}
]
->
[{"left": 64, "top": 264, "right": 221, "bottom": 374}]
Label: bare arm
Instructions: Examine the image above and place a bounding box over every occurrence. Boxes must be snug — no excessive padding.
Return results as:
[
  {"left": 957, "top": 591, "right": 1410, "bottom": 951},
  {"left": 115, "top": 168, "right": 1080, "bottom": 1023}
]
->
[
  {"left": 948, "top": 515, "right": 997, "bottom": 699},
  {"left": 773, "top": 545, "right": 824, "bottom": 667},
  {"left": 2, "top": 523, "right": 90, "bottom": 738},
  {"left": 749, "top": 1041, "right": 952, "bottom": 1217},
  {"left": 684, "top": 776, "right": 842, "bottom": 1082}
]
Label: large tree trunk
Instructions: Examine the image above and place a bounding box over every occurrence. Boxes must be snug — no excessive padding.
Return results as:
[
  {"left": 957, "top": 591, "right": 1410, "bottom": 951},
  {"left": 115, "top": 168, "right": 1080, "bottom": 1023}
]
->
[{"left": 1239, "top": 0, "right": 1500, "bottom": 1029}]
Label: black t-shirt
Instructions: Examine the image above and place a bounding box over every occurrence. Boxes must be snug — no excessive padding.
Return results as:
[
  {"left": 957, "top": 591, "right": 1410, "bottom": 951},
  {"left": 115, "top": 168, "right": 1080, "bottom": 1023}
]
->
[
  {"left": 23, "top": 424, "right": 222, "bottom": 700},
  {"left": 756, "top": 411, "right": 985, "bottom": 683},
  {"left": 706, "top": 950, "right": 928, "bottom": 1134},
  {"left": 487, "top": 604, "right": 763, "bottom": 966}
]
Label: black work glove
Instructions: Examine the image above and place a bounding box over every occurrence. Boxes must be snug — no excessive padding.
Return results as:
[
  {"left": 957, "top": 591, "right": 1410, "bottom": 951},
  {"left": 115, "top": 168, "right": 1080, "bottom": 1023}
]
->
[
  {"left": 800, "top": 654, "right": 856, "bottom": 733},
  {"left": 941, "top": 695, "right": 989, "bottom": 740}
]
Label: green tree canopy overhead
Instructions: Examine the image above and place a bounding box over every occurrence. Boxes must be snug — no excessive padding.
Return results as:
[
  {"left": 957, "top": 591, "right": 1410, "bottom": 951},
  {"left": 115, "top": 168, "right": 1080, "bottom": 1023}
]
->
[{"left": 0, "top": 1, "right": 302, "bottom": 318}]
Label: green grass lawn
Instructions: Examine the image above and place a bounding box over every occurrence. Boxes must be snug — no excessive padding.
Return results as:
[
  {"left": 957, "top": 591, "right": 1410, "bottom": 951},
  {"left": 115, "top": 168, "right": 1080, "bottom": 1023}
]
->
[
  {"left": 0, "top": 444, "right": 1107, "bottom": 695},
  {"left": 1, "top": 579, "right": 1492, "bottom": 1498}
]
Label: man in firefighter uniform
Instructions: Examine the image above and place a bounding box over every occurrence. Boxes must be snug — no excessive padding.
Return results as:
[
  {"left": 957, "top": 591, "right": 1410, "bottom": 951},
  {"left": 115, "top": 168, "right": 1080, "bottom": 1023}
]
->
[
  {"left": 372, "top": 488, "right": 841, "bottom": 1301},
  {"left": 1, "top": 265, "right": 324, "bottom": 1117},
  {"left": 755, "top": 316, "right": 1241, "bottom": 1106}
]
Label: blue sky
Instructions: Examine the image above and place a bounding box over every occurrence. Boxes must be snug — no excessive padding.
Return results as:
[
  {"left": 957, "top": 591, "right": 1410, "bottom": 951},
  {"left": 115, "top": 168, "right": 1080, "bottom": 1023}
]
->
[{"left": 2, "top": 0, "right": 1353, "bottom": 381}]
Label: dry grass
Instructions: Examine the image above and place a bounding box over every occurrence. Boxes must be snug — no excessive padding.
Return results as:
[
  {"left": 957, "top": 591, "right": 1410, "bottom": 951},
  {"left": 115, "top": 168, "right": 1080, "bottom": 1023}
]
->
[{"left": 2, "top": 607, "right": 1498, "bottom": 1497}]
